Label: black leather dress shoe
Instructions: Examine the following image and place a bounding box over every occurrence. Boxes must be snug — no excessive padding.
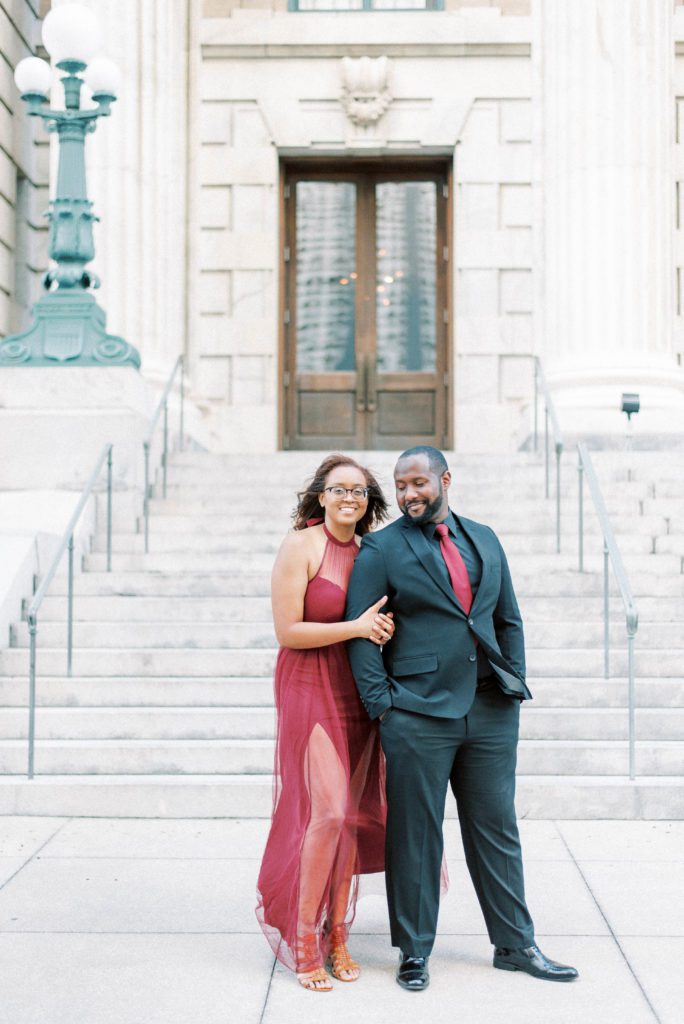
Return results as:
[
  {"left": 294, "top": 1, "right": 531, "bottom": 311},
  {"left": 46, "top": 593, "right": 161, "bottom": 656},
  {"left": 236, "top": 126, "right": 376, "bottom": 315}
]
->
[
  {"left": 494, "top": 944, "right": 578, "bottom": 982},
  {"left": 396, "top": 953, "right": 430, "bottom": 991}
]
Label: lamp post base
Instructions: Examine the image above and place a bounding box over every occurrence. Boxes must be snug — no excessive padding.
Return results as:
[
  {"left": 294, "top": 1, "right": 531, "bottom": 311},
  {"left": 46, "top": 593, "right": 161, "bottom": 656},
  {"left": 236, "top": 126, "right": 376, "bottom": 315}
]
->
[{"left": 0, "top": 291, "right": 140, "bottom": 368}]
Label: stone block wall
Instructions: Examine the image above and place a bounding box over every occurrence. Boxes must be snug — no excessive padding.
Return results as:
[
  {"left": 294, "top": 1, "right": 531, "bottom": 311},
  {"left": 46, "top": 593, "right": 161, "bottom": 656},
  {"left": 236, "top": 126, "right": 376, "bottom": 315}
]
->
[
  {"left": 454, "top": 97, "right": 533, "bottom": 450},
  {"left": 0, "top": 0, "right": 50, "bottom": 340},
  {"left": 674, "top": 21, "right": 684, "bottom": 371},
  {"left": 196, "top": 81, "right": 278, "bottom": 443}
]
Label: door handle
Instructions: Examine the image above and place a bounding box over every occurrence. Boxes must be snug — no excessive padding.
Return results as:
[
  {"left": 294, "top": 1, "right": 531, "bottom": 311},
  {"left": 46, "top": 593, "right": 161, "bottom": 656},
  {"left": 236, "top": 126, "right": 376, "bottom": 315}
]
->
[
  {"left": 366, "top": 356, "right": 377, "bottom": 413},
  {"left": 356, "top": 354, "right": 368, "bottom": 412}
]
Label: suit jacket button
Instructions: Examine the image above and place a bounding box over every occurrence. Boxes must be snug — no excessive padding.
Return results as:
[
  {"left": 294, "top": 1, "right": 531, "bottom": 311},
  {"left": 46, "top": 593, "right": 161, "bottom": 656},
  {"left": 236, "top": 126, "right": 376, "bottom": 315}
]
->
[
  {"left": 468, "top": 654, "right": 476, "bottom": 662},
  {"left": 468, "top": 618, "right": 474, "bottom": 626}
]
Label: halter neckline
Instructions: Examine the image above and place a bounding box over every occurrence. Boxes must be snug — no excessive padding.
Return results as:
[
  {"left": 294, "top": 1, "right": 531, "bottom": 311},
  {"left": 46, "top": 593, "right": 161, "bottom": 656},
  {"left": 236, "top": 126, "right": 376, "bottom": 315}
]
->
[{"left": 323, "top": 523, "right": 358, "bottom": 548}]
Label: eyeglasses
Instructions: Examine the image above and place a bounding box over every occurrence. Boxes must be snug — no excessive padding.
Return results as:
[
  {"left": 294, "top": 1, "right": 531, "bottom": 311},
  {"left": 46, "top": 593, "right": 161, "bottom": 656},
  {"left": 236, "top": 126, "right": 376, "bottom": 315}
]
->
[{"left": 324, "top": 486, "right": 368, "bottom": 499}]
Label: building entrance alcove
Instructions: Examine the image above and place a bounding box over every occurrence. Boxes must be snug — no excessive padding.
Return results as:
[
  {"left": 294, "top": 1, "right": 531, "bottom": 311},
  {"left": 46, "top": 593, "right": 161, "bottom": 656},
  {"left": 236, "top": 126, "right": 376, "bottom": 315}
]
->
[{"left": 281, "top": 160, "right": 451, "bottom": 450}]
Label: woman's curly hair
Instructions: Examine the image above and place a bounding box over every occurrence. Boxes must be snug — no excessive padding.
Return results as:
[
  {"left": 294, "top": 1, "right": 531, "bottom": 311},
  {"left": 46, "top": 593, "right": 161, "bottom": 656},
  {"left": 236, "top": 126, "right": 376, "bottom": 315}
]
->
[{"left": 292, "top": 453, "right": 389, "bottom": 536}]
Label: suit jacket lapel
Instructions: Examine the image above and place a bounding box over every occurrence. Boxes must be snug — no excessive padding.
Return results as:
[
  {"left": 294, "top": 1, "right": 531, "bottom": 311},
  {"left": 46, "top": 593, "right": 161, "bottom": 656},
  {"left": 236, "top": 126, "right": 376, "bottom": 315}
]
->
[{"left": 401, "top": 519, "right": 468, "bottom": 617}]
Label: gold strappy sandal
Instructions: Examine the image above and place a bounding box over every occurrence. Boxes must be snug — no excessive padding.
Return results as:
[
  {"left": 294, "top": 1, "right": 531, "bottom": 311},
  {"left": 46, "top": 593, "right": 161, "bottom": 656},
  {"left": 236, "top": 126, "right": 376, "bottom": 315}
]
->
[
  {"left": 296, "top": 934, "right": 333, "bottom": 992},
  {"left": 327, "top": 924, "right": 361, "bottom": 982}
]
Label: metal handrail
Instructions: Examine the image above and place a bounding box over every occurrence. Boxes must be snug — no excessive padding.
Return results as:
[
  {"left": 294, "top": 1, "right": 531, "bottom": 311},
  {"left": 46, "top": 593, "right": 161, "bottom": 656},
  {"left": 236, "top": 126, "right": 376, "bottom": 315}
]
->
[
  {"left": 142, "top": 354, "right": 185, "bottom": 552},
  {"left": 577, "top": 442, "right": 639, "bottom": 780},
  {"left": 25, "top": 443, "right": 113, "bottom": 779},
  {"left": 533, "top": 357, "right": 563, "bottom": 552}
]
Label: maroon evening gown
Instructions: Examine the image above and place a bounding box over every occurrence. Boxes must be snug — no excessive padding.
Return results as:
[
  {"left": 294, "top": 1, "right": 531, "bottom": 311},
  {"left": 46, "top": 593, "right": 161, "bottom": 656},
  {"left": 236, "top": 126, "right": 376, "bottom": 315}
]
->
[{"left": 256, "top": 525, "right": 387, "bottom": 972}]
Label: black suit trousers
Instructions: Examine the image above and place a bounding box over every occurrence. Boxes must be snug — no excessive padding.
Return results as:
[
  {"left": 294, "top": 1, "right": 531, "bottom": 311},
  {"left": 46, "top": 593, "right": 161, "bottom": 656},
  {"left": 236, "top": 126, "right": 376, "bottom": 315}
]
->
[{"left": 379, "top": 687, "right": 535, "bottom": 956}]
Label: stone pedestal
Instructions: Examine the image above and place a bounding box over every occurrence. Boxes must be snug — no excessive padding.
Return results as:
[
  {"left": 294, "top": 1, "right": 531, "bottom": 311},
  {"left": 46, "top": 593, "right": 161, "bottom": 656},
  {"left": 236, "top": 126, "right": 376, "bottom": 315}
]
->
[
  {"left": 535, "top": 0, "right": 684, "bottom": 439},
  {"left": 0, "top": 367, "right": 151, "bottom": 490}
]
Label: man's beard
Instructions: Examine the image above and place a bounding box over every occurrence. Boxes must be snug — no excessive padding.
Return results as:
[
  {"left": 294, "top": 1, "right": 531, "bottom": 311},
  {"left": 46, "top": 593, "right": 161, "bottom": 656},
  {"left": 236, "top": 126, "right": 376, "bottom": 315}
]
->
[{"left": 401, "top": 484, "right": 444, "bottom": 526}]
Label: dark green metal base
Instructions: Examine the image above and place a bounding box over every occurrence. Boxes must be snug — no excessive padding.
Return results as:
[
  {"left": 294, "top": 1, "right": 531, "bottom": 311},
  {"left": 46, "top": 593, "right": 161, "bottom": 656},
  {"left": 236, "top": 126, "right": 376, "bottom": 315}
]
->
[{"left": 0, "top": 290, "right": 140, "bottom": 367}]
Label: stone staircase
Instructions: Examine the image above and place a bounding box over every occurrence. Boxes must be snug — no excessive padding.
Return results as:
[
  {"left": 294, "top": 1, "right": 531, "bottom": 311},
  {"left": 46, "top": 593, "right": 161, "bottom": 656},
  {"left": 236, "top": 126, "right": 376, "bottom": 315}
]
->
[{"left": 0, "top": 449, "right": 682, "bottom": 817}]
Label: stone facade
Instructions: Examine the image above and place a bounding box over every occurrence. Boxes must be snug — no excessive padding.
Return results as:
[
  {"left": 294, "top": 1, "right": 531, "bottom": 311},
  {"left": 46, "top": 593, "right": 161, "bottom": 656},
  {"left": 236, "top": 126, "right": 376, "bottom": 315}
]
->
[
  {"left": 2, "top": 0, "right": 683, "bottom": 455},
  {"left": 0, "top": 0, "right": 50, "bottom": 341}
]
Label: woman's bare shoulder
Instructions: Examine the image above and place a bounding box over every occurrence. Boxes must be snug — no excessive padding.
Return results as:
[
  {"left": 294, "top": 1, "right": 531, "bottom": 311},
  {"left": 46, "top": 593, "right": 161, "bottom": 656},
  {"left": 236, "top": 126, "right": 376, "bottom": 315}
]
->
[{"left": 278, "top": 525, "right": 323, "bottom": 556}]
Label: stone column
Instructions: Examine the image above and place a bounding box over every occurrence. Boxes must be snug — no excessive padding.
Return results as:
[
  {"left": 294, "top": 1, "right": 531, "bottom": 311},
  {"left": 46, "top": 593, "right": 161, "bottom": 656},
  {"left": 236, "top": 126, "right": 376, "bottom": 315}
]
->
[
  {"left": 535, "top": 0, "right": 684, "bottom": 437},
  {"left": 69, "top": 0, "right": 190, "bottom": 379}
]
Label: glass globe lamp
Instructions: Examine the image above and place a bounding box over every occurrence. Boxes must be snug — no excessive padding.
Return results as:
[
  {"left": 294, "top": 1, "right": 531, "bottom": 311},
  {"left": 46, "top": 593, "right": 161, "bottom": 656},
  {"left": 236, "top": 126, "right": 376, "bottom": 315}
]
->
[
  {"left": 14, "top": 56, "right": 53, "bottom": 99},
  {"left": 84, "top": 57, "right": 121, "bottom": 100},
  {"left": 42, "top": 3, "right": 103, "bottom": 68}
]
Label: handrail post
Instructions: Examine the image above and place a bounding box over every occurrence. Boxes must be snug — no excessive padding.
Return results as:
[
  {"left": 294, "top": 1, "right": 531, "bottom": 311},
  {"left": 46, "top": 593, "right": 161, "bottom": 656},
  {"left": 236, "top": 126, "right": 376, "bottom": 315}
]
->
[
  {"left": 180, "top": 355, "right": 185, "bottom": 452},
  {"left": 603, "top": 541, "right": 610, "bottom": 679},
  {"left": 555, "top": 443, "right": 562, "bottom": 553},
  {"left": 162, "top": 402, "right": 169, "bottom": 500},
  {"left": 627, "top": 625, "right": 636, "bottom": 780},
  {"left": 67, "top": 535, "right": 74, "bottom": 678},
  {"left": 143, "top": 441, "right": 150, "bottom": 555},
  {"left": 142, "top": 355, "right": 184, "bottom": 551},
  {"left": 577, "top": 442, "right": 639, "bottom": 780},
  {"left": 544, "top": 406, "right": 549, "bottom": 498},
  {"left": 106, "top": 446, "right": 113, "bottom": 573},
  {"left": 27, "top": 617, "right": 37, "bottom": 779},
  {"left": 533, "top": 360, "right": 538, "bottom": 453},
  {"left": 578, "top": 455, "right": 584, "bottom": 572},
  {"left": 24, "top": 443, "right": 114, "bottom": 779}
]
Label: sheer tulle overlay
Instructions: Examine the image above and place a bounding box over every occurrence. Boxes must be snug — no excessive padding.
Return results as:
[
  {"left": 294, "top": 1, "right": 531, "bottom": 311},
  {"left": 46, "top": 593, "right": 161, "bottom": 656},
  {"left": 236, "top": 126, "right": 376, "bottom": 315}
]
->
[{"left": 256, "top": 527, "right": 387, "bottom": 972}]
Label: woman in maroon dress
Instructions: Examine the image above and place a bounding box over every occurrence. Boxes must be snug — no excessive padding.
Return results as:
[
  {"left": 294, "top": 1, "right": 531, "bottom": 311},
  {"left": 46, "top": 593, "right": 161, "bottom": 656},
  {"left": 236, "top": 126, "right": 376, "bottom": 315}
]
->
[{"left": 256, "top": 454, "right": 393, "bottom": 991}]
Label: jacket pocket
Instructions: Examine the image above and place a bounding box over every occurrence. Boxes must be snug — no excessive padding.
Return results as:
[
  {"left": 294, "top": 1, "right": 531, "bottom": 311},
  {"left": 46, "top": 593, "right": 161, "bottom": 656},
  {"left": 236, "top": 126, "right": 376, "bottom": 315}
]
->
[{"left": 392, "top": 653, "right": 438, "bottom": 676}]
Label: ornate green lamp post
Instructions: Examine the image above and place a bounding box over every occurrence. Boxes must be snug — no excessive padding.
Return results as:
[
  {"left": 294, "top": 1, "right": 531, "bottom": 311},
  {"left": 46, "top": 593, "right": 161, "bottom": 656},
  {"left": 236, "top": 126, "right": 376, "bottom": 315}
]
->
[{"left": 1, "top": 3, "right": 140, "bottom": 367}]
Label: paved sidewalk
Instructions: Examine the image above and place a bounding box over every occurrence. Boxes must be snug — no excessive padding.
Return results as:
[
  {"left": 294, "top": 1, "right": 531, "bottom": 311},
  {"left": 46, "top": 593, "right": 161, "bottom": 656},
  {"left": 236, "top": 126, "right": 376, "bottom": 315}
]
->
[{"left": 0, "top": 817, "right": 681, "bottom": 1024}]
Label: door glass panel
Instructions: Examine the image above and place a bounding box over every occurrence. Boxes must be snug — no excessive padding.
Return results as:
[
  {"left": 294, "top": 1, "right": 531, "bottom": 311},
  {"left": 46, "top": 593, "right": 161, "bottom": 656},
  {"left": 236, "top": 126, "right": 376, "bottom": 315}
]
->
[
  {"left": 375, "top": 181, "right": 436, "bottom": 372},
  {"left": 296, "top": 181, "right": 356, "bottom": 372}
]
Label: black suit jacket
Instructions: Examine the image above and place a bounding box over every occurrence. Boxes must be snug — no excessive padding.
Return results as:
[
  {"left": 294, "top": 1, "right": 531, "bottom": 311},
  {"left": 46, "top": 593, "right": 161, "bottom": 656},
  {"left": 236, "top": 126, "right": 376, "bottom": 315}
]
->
[{"left": 345, "top": 511, "right": 532, "bottom": 720}]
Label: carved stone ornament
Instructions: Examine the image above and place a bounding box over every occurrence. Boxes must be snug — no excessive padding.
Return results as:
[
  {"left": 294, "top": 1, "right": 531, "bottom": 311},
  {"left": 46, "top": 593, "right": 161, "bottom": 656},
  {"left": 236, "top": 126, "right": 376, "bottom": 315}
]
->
[{"left": 340, "top": 56, "right": 392, "bottom": 128}]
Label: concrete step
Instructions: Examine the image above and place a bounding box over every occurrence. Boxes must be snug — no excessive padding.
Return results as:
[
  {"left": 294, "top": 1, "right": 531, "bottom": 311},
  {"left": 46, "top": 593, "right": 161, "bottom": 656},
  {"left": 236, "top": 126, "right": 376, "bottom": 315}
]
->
[
  {"left": 0, "top": 737, "right": 681, "bottom": 775},
  {"left": 32, "top": 594, "right": 684, "bottom": 623},
  {"left": 166, "top": 448, "right": 680, "bottom": 467},
  {"left": 0, "top": 676, "right": 276, "bottom": 707},
  {"left": 0, "top": 773, "right": 680, "bottom": 818},
  {"left": 0, "top": 648, "right": 278, "bottom": 677},
  {"left": 35, "top": 595, "right": 274, "bottom": 622},
  {"left": 83, "top": 551, "right": 683, "bottom": 574},
  {"left": 641, "top": 497, "right": 684, "bottom": 517},
  {"left": 41, "top": 568, "right": 684, "bottom": 599},
  {"left": 0, "top": 675, "right": 680, "bottom": 709},
  {"left": 10, "top": 619, "right": 681, "bottom": 649},
  {"left": 154, "top": 480, "right": 656, "bottom": 502},
  {"left": 654, "top": 535, "right": 684, "bottom": 554},
  {"left": 2, "top": 646, "right": 682, "bottom": 677},
  {"left": 517, "top": 596, "right": 684, "bottom": 621},
  {"left": 119, "top": 511, "right": 676, "bottom": 536},
  {"left": 45, "top": 572, "right": 273, "bottom": 597},
  {"left": 160, "top": 452, "right": 656, "bottom": 475},
  {"left": 144, "top": 496, "right": 646, "bottom": 519},
  {"left": 91, "top": 528, "right": 682, "bottom": 557},
  {"left": 12, "top": 620, "right": 279, "bottom": 649},
  {"left": 0, "top": 706, "right": 681, "bottom": 741}
]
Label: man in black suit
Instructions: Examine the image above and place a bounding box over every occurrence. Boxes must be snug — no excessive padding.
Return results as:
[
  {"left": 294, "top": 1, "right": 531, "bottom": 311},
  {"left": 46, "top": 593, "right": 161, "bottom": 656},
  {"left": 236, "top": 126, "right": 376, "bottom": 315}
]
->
[{"left": 345, "top": 446, "right": 577, "bottom": 990}]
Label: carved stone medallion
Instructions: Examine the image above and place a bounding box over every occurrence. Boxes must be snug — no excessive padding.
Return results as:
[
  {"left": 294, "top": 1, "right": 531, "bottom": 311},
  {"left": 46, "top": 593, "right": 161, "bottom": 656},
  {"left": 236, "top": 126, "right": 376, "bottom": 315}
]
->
[{"left": 340, "top": 56, "right": 392, "bottom": 128}]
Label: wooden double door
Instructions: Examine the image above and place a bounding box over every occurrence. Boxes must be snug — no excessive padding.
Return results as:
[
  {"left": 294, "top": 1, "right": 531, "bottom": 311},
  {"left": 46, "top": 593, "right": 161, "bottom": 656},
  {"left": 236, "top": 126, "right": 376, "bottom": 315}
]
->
[{"left": 282, "top": 163, "right": 450, "bottom": 450}]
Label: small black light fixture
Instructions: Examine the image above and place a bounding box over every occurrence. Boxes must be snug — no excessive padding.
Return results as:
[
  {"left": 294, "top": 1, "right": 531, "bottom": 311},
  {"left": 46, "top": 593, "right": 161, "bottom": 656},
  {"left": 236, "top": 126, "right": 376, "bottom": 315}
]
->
[{"left": 621, "top": 392, "right": 640, "bottom": 422}]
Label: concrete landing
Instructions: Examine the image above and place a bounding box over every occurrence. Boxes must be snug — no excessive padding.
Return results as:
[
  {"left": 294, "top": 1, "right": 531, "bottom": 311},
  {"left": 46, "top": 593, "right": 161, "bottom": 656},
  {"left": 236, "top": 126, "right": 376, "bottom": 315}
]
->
[{"left": 0, "top": 817, "right": 680, "bottom": 1024}]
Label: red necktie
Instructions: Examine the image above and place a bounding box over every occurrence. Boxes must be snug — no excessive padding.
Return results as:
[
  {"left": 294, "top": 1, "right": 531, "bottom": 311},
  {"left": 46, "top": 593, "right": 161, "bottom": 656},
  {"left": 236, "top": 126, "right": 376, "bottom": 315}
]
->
[{"left": 435, "top": 523, "right": 473, "bottom": 614}]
